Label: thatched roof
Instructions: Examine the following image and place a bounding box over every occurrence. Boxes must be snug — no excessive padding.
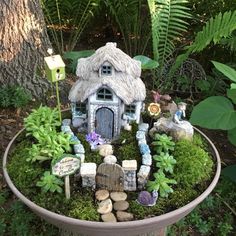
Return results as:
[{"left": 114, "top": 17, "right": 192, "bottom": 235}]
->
[{"left": 69, "top": 42, "right": 146, "bottom": 104}]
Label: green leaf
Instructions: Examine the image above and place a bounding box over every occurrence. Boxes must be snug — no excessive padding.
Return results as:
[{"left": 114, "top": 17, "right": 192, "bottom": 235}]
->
[
  {"left": 227, "top": 127, "right": 236, "bottom": 146},
  {"left": 63, "top": 50, "right": 95, "bottom": 73},
  {"left": 212, "top": 61, "right": 236, "bottom": 82},
  {"left": 133, "top": 55, "right": 159, "bottom": 69},
  {"left": 190, "top": 96, "right": 236, "bottom": 130},
  {"left": 222, "top": 165, "right": 236, "bottom": 183},
  {"left": 227, "top": 88, "right": 236, "bottom": 104}
]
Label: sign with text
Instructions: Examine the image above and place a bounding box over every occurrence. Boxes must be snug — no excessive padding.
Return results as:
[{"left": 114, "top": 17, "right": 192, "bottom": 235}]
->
[{"left": 52, "top": 155, "right": 80, "bottom": 177}]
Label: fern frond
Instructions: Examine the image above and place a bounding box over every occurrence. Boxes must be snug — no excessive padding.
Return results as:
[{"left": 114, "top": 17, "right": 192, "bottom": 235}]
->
[
  {"left": 105, "top": 0, "right": 151, "bottom": 56},
  {"left": 220, "top": 32, "right": 236, "bottom": 52},
  {"left": 190, "top": 11, "right": 236, "bottom": 53},
  {"left": 170, "top": 10, "right": 236, "bottom": 76},
  {"left": 148, "top": 0, "right": 191, "bottom": 71}
]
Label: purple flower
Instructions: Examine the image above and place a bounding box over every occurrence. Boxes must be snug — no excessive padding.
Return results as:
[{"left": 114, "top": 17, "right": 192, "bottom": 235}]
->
[{"left": 86, "top": 131, "right": 105, "bottom": 146}]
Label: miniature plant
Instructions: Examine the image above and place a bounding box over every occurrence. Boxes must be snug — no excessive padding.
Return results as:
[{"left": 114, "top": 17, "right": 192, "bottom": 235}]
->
[
  {"left": 36, "top": 171, "right": 63, "bottom": 193},
  {"left": 173, "top": 139, "right": 213, "bottom": 187},
  {"left": 27, "top": 130, "right": 73, "bottom": 162},
  {"left": 152, "top": 133, "right": 175, "bottom": 153},
  {"left": 0, "top": 85, "right": 31, "bottom": 108},
  {"left": 86, "top": 131, "right": 105, "bottom": 149},
  {"left": 153, "top": 152, "right": 176, "bottom": 174},
  {"left": 24, "top": 105, "right": 61, "bottom": 136},
  {"left": 147, "top": 171, "right": 177, "bottom": 198}
]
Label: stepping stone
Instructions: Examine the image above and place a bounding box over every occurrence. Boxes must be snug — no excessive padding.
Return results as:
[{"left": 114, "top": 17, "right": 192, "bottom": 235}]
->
[
  {"left": 110, "top": 192, "right": 127, "bottom": 202},
  {"left": 97, "top": 199, "right": 113, "bottom": 214},
  {"left": 113, "top": 201, "right": 129, "bottom": 211},
  {"left": 101, "top": 213, "right": 117, "bottom": 222},
  {"left": 95, "top": 189, "right": 109, "bottom": 201},
  {"left": 104, "top": 155, "right": 117, "bottom": 164},
  {"left": 116, "top": 211, "right": 134, "bottom": 222},
  {"left": 98, "top": 144, "right": 113, "bottom": 157}
]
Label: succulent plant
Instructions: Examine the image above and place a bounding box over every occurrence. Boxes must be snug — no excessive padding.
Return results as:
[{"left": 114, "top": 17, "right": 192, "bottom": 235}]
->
[
  {"left": 153, "top": 152, "right": 176, "bottom": 173},
  {"left": 152, "top": 133, "right": 175, "bottom": 154}
]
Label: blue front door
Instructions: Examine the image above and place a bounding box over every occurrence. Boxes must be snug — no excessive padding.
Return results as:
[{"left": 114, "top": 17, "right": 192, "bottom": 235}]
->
[{"left": 95, "top": 107, "right": 114, "bottom": 139}]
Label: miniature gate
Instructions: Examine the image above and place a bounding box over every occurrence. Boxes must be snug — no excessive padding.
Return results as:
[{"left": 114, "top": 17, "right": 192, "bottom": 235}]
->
[{"left": 96, "top": 163, "right": 124, "bottom": 191}]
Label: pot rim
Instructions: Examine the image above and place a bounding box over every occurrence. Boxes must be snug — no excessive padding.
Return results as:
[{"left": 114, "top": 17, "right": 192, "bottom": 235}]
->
[{"left": 3, "top": 127, "right": 221, "bottom": 228}]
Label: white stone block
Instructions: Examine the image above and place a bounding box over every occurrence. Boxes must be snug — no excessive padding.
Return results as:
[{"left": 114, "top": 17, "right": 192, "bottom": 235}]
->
[
  {"left": 80, "top": 163, "right": 97, "bottom": 176},
  {"left": 142, "top": 153, "right": 152, "bottom": 166},
  {"left": 122, "top": 160, "right": 137, "bottom": 170}
]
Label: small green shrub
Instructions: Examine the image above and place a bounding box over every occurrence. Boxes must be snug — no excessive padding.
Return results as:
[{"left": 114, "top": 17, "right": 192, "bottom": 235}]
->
[
  {"left": 173, "top": 139, "right": 214, "bottom": 187},
  {"left": 36, "top": 171, "right": 64, "bottom": 193},
  {"left": 24, "top": 105, "right": 60, "bottom": 136},
  {"left": 0, "top": 85, "right": 31, "bottom": 108},
  {"left": 27, "top": 130, "right": 73, "bottom": 163}
]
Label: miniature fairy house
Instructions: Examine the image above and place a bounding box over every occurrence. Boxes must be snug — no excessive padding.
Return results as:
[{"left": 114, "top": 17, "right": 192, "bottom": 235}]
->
[{"left": 69, "top": 42, "right": 146, "bottom": 139}]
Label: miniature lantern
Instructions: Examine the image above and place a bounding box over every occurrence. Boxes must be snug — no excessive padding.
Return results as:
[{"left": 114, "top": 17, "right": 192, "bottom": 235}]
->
[{"left": 44, "top": 55, "right": 65, "bottom": 82}]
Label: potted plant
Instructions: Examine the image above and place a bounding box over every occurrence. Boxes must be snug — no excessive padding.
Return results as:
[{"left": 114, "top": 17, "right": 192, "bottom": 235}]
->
[{"left": 3, "top": 114, "right": 221, "bottom": 236}]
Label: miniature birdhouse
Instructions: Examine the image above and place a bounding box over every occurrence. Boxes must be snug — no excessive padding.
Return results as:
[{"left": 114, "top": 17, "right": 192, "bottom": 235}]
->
[{"left": 44, "top": 55, "right": 65, "bottom": 82}]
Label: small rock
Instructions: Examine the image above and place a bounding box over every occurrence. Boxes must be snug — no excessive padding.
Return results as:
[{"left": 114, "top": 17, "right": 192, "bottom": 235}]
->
[
  {"left": 138, "top": 123, "right": 149, "bottom": 132},
  {"left": 61, "top": 125, "right": 72, "bottom": 133},
  {"left": 97, "top": 199, "right": 113, "bottom": 214},
  {"left": 136, "top": 131, "right": 145, "bottom": 140},
  {"left": 113, "top": 201, "right": 129, "bottom": 211},
  {"left": 98, "top": 144, "right": 113, "bottom": 157},
  {"left": 74, "top": 143, "right": 85, "bottom": 154},
  {"left": 142, "top": 153, "right": 152, "bottom": 166},
  {"left": 62, "top": 119, "right": 71, "bottom": 126},
  {"left": 104, "top": 155, "right": 117, "bottom": 164},
  {"left": 95, "top": 189, "right": 110, "bottom": 201},
  {"left": 101, "top": 213, "right": 117, "bottom": 222},
  {"left": 116, "top": 211, "right": 134, "bottom": 222},
  {"left": 110, "top": 192, "right": 127, "bottom": 201}
]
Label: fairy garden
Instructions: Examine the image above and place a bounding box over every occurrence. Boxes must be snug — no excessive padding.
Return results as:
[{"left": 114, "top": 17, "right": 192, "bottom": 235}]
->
[{"left": 6, "top": 43, "right": 215, "bottom": 223}]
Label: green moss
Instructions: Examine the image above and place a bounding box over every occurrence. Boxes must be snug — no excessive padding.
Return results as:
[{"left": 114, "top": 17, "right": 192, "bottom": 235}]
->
[
  {"left": 168, "top": 188, "right": 198, "bottom": 208},
  {"left": 77, "top": 133, "right": 103, "bottom": 165},
  {"left": 69, "top": 190, "right": 100, "bottom": 221},
  {"left": 7, "top": 140, "right": 44, "bottom": 196},
  {"left": 192, "top": 133, "right": 208, "bottom": 150},
  {"left": 172, "top": 138, "right": 214, "bottom": 188},
  {"left": 129, "top": 198, "right": 168, "bottom": 219},
  {"left": 113, "top": 124, "right": 141, "bottom": 164}
]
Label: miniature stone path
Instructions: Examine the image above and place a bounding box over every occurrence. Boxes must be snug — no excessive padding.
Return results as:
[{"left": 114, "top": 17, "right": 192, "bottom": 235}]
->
[
  {"left": 95, "top": 190, "right": 134, "bottom": 222},
  {"left": 136, "top": 123, "right": 152, "bottom": 190}
]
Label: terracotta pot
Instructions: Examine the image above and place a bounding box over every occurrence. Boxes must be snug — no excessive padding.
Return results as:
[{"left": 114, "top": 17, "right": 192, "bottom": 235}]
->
[{"left": 3, "top": 127, "right": 221, "bottom": 236}]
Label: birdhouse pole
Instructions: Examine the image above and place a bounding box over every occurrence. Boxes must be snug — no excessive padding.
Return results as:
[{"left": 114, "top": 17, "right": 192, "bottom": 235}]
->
[
  {"left": 55, "top": 78, "right": 62, "bottom": 122},
  {"left": 44, "top": 49, "right": 65, "bottom": 123}
]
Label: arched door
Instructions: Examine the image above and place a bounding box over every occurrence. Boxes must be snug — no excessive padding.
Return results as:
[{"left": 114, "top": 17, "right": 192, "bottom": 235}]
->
[
  {"left": 96, "top": 163, "right": 124, "bottom": 191},
  {"left": 95, "top": 107, "right": 114, "bottom": 139}
]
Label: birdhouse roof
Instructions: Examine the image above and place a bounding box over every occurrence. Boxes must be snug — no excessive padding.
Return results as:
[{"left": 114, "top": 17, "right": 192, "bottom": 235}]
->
[
  {"left": 69, "top": 43, "right": 146, "bottom": 104},
  {"left": 44, "top": 55, "right": 65, "bottom": 70}
]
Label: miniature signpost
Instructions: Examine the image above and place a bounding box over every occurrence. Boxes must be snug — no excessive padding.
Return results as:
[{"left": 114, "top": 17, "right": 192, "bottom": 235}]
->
[
  {"left": 52, "top": 154, "right": 80, "bottom": 199},
  {"left": 44, "top": 49, "right": 65, "bottom": 122}
]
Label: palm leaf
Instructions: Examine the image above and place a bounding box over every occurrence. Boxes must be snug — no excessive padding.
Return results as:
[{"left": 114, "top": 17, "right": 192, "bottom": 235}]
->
[{"left": 148, "top": 0, "right": 191, "bottom": 71}]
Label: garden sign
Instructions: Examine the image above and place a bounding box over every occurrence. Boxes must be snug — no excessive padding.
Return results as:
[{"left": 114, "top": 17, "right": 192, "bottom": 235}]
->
[{"left": 52, "top": 154, "right": 80, "bottom": 199}]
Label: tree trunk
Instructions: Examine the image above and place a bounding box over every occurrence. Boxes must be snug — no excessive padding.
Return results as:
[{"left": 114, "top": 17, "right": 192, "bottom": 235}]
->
[{"left": 0, "top": 0, "right": 52, "bottom": 98}]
